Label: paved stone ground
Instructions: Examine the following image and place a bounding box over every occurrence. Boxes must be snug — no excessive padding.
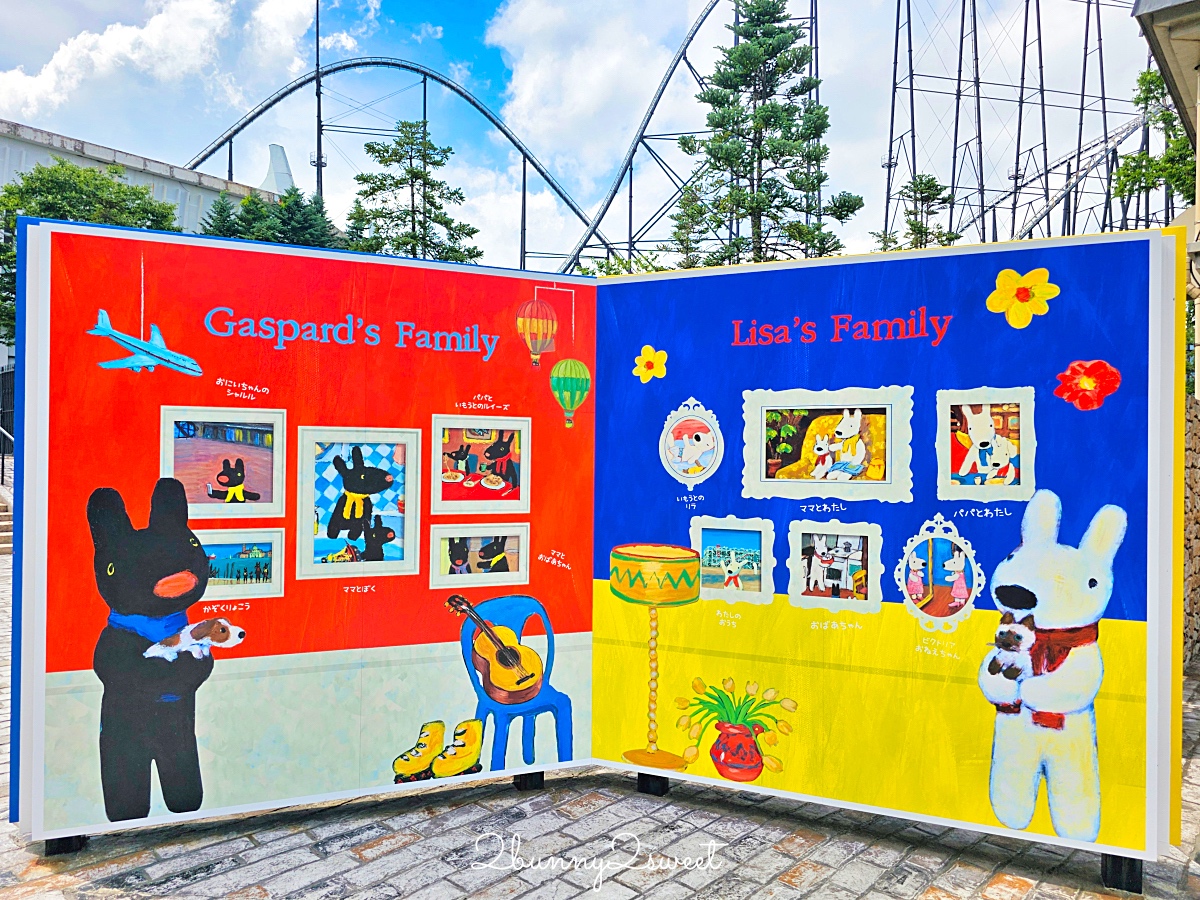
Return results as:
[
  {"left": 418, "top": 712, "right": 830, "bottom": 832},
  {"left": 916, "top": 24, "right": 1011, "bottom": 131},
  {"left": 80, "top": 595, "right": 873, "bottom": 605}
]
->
[{"left": 0, "top": 555, "right": 1196, "bottom": 900}]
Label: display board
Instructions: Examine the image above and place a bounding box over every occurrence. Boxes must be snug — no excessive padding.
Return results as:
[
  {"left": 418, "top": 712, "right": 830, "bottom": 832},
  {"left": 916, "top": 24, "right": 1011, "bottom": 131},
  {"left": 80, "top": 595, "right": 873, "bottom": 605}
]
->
[
  {"left": 592, "top": 231, "right": 1181, "bottom": 859},
  {"left": 13, "top": 221, "right": 595, "bottom": 838},
  {"left": 12, "top": 221, "right": 1181, "bottom": 861}
]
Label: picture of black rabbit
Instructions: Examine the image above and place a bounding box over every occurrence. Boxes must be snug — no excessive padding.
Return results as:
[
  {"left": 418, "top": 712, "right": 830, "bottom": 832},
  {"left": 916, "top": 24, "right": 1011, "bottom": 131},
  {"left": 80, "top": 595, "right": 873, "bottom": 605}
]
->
[
  {"left": 327, "top": 445, "right": 394, "bottom": 541},
  {"left": 206, "top": 458, "right": 260, "bottom": 503},
  {"left": 87, "top": 478, "right": 213, "bottom": 822},
  {"left": 448, "top": 537, "right": 472, "bottom": 574},
  {"left": 484, "top": 431, "right": 519, "bottom": 489},
  {"left": 363, "top": 515, "right": 396, "bottom": 561},
  {"left": 443, "top": 444, "right": 472, "bottom": 470},
  {"left": 478, "top": 536, "right": 510, "bottom": 573}
]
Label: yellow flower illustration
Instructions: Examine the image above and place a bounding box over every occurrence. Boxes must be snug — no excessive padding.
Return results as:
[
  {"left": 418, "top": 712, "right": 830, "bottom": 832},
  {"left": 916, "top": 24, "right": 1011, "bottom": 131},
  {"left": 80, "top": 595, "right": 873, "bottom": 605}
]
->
[
  {"left": 986, "top": 268, "right": 1060, "bottom": 329},
  {"left": 633, "top": 345, "right": 668, "bottom": 383}
]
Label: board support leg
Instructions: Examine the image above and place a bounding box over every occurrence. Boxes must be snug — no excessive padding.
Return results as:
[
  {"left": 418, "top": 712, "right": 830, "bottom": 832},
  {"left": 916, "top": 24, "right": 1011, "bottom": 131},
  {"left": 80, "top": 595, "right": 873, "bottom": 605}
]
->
[
  {"left": 513, "top": 771, "right": 544, "bottom": 791},
  {"left": 1100, "top": 854, "right": 1142, "bottom": 894},
  {"left": 637, "top": 773, "right": 670, "bottom": 797},
  {"left": 45, "top": 835, "right": 89, "bottom": 856}
]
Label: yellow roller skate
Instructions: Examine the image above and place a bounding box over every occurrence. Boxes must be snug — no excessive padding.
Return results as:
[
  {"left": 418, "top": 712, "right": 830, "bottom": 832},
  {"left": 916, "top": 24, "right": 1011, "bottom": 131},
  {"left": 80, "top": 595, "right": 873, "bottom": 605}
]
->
[
  {"left": 430, "top": 719, "right": 484, "bottom": 778},
  {"left": 392, "top": 721, "right": 444, "bottom": 783}
]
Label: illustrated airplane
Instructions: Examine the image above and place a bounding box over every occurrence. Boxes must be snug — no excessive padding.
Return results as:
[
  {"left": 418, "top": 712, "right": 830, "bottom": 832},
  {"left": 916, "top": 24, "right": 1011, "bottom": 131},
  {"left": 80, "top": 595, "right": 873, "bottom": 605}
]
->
[{"left": 88, "top": 309, "right": 202, "bottom": 376}]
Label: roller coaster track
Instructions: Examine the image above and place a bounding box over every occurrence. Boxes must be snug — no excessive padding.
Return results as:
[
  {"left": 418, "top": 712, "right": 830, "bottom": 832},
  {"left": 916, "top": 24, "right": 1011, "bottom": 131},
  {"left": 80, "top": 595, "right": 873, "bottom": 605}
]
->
[{"left": 184, "top": 56, "right": 617, "bottom": 254}]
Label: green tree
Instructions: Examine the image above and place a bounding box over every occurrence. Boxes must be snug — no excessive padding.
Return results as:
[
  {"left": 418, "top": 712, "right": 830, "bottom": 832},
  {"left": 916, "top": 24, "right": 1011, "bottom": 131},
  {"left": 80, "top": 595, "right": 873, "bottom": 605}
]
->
[
  {"left": 351, "top": 120, "right": 482, "bottom": 263},
  {"left": 1113, "top": 69, "right": 1195, "bottom": 208},
  {"left": 345, "top": 199, "right": 383, "bottom": 253},
  {"left": 272, "top": 186, "right": 341, "bottom": 247},
  {"left": 678, "top": 0, "right": 862, "bottom": 263},
  {"left": 874, "top": 174, "right": 960, "bottom": 251},
  {"left": 0, "top": 158, "right": 179, "bottom": 343},
  {"left": 235, "top": 191, "right": 280, "bottom": 243},
  {"left": 199, "top": 191, "right": 239, "bottom": 237},
  {"left": 576, "top": 252, "right": 667, "bottom": 276},
  {"left": 657, "top": 183, "right": 724, "bottom": 269}
]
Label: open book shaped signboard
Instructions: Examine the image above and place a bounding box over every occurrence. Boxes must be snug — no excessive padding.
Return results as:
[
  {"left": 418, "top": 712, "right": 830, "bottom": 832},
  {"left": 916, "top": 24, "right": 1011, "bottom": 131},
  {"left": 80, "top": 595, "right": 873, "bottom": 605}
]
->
[{"left": 10, "top": 219, "right": 1184, "bottom": 863}]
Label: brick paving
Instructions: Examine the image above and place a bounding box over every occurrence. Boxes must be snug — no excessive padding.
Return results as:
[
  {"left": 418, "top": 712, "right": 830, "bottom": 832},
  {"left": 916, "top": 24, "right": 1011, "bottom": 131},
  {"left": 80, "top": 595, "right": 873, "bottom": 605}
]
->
[{"left": 0, "top": 554, "right": 1195, "bottom": 899}]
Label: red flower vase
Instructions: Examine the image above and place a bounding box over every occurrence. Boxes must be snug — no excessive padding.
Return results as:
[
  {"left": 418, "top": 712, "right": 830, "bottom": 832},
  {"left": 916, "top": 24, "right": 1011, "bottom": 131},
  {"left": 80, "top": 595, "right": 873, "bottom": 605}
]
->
[{"left": 710, "top": 722, "right": 765, "bottom": 782}]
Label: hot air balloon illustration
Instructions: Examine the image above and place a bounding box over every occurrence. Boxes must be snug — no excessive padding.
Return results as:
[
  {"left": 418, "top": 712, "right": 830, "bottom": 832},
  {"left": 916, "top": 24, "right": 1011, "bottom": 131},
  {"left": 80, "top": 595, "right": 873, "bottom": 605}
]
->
[
  {"left": 550, "top": 359, "right": 591, "bottom": 428},
  {"left": 515, "top": 295, "right": 558, "bottom": 367}
]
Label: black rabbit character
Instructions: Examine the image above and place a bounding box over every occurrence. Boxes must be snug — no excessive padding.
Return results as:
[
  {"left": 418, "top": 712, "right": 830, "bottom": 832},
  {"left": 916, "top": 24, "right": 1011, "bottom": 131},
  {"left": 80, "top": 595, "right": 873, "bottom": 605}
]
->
[
  {"left": 484, "top": 432, "right": 519, "bottom": 489},
  {"left": 327, "top": 446, "right": 394, "bottom": 541},
  {"left": 443, "top": 444, "right": 472, "bottom": 471},
  {"left": 448, "top": 537, "right": 471, "bottom": 574},
  {"left": 87, "top": 478, "right": 212, "bottom": 822},
  {"left": 206, "top": 458, "right": 260, "bottom": 503},
  {"left": 363, "top": 515, "right": 396, "bottom": 562},
  {"left": 479, "top": 536, "right": 510, "bottom": 573}
]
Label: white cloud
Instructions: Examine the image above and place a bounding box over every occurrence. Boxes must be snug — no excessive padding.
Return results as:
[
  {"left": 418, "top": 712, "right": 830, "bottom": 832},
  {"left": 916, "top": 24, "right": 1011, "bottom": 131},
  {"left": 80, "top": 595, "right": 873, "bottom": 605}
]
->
[
  {"left": 243, "top": 0, "right": 313, "bottom": 75},
  {"left": 412, "top": 22, "right": 444, "bottom": 43},
  {"left": 0, "top": 0, "right": 234, "bottom": 118},
  {"left": 448, "top": 62, "right": 472, "bottom": 86},
  {"left": 484, "top": 0, "right": 716, "bottom": 199},
  {"left": 320, "top": 31, "right": 358, "bottom": 52}
]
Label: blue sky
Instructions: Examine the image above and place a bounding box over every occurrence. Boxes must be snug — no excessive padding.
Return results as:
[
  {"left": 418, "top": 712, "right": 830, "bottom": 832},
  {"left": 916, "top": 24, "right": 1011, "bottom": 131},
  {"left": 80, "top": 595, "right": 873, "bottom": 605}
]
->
[{"left": 0, "top": 1, "right": 1153, "bottom": 269}]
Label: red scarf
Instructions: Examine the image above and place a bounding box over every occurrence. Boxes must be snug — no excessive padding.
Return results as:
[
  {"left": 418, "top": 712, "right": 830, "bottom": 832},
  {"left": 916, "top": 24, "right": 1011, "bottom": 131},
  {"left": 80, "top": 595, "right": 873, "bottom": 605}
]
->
[{"left": 994, "top": 622, "right": 1099, "bottom": 730}]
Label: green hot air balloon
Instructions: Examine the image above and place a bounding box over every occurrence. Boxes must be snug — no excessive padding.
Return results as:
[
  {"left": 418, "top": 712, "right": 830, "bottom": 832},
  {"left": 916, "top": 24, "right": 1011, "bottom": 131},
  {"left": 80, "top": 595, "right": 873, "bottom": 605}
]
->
[{"left": 549, "top": 358, "right": 591, "bottom": 428}]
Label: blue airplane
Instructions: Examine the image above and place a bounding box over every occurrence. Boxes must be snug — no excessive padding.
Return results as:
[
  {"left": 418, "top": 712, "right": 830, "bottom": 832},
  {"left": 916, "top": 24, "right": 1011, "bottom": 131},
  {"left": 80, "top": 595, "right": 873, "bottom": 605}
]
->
[{"left": 88, "top": 310, "right": 203, "bottom": 376}]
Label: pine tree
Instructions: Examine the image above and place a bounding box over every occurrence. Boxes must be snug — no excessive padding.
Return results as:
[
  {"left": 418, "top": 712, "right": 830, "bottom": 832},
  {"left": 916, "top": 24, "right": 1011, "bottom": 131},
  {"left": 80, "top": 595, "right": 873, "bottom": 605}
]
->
[
  {"left": 660, "top": 184, "right": 711, "bottom": 269},
  {"left": 679, "top": 0, "right": 862, "bottom": 263},
  {"left": 236, "top": 192, "right": 280, "bottom": 243},
  {"left": 1113, "top": 69, "right": 1195, "bottom": 208},
  {"left": 304, "top": 193, "right": 343, "bottom": 248},
  {"left": 200, "top": 192, "right": 239, "bottom": 237},
  {"left": 897, "top": 175, "right": 959, "bottom": 249},
  {"left": 352, "top": 120, "right": 482, "bottom": 263},
  {"left": 345, "top": 199, "right": 383, "bottom": 253}
]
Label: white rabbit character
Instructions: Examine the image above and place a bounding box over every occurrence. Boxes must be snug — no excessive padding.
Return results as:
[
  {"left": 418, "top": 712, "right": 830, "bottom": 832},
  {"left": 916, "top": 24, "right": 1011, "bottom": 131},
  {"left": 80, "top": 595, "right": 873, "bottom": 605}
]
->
[
  {"left": 810, "top": 433, "right": 834, "bottom": 480},
  {"left": 723, "top": 551, "right": 745, "bottom": 589},
  {"left": 826, "top": 409, "right": 866, "bottom": 481},
  {"left": 943, "top": 545, "right": 970, "bottom": 610},
  {"left": 957, "top": 404, "right": 996, "bottom": 484},
  {"left": 679, "top": 428, "right": 716, "bottom": 475},
  {"left": 905, "top": 551, "right": 927, "bottom": 603},
  {"left": 807, "top": 535, "right": 833, "bottom": 593},
  {"left": 978, "top": 489, "right": 1126, "bottom": 843},
  {"left": 985, "top": 434, "right": 1019, "bottom": 485}
]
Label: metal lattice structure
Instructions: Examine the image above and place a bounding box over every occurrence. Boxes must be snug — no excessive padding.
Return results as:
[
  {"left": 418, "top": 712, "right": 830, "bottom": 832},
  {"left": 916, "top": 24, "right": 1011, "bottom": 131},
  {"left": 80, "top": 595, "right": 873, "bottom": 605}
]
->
[{"left": 883, "top": 0, "right": 1174, "bottom": 247}]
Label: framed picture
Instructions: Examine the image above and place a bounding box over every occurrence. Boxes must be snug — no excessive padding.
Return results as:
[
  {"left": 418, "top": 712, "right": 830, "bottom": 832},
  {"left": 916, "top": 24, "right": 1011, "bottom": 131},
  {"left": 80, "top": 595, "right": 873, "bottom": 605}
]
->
[
  {"left": 428, "top": 523, "right": 531, "bottom": 589},
  {"left": 160, "top": 406, "right": 287, "bottom": 518},
  {"left": 193, "top": 528, "right": 284, "bottom": 600},
  {"left": 786, "top": 519, "right": 884, "bottom": 615},
  {"left": 688, "top": 514, "right": 775, "bottom": 604},
  {"left": 431, "top": 415, "right": 531, "bottom": 515},
  {"left": 936, "top": 387, "right": 1036, "bottom": 502},
  {"left": 660, "top": 398, "right": 724, "bottom": 490},
  {"left": 893, "top": 514, "right": 986, "bottom": 632},
  {"left": 741, "top": 386, "right": 914, "bottom": 503},
  {"left": 296, "top": 427, "right": 421, "bottom": 579}
]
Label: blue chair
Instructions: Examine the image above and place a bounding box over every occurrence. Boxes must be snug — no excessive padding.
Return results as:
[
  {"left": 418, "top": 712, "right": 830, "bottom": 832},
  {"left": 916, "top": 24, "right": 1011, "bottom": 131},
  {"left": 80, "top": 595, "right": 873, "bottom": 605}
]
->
[{"left": 457, "top": 595, "right": 573, "bottom": 771}]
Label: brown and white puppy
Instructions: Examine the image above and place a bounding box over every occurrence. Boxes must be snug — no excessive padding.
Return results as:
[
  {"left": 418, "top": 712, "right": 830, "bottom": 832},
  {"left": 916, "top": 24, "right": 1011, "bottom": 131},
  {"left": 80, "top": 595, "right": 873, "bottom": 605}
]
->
[{"left": 143, "top": 618, "right": 246, "bottom": 661}]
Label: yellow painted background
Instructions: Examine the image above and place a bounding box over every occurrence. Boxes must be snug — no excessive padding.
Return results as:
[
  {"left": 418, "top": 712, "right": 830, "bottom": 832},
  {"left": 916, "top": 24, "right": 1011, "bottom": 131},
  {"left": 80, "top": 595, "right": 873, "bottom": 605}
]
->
[{"left": 592, "top": 581, "right": 1147, "bottom": 851}]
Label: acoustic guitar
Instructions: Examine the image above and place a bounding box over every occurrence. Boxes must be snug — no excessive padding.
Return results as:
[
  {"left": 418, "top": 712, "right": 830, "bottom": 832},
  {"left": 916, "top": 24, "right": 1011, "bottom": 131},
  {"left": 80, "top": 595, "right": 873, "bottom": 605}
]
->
[{"left": 445, "top": 595, "right": 544, "bottom": 704}]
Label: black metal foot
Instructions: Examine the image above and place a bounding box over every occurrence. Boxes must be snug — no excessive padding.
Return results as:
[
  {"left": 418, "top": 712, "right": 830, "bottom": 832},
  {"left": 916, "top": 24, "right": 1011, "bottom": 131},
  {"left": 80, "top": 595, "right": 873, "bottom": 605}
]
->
[
  {"left": 637, "top": 773, "right": 670, "bottom": 797},
  {"left": 513, "top": 771, "right": 544, "bottom": 791},
  {"left": 45, "top": 835, "right": 88, "bottom": 856},
  {"left": 1100, "top": 854, "right": 1142, "bottom": 894}
]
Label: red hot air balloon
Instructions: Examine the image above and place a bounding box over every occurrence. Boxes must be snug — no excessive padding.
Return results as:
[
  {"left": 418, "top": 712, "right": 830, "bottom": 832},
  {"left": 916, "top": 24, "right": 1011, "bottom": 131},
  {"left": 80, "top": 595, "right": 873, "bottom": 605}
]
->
[{"left": 515, "top": 296, "right": 558, "bottom": 367}]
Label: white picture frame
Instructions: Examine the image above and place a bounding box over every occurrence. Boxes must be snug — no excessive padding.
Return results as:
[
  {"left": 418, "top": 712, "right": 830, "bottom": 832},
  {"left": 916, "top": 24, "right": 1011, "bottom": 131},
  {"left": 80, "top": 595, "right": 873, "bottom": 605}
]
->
[
  {"left": 430, "top": 415, "right": 532, "bottom": 515},
  {"left": 160, "top": 406, "right": 287, "bottom": 518},
  {"left": 296, "top": 426, "right": 421, "bottom": 579},
  {"left": 192, "top": 528, "right": 285, "bottom": 600},
  {"left": 660, "top": 398, "right": 724, "bottom": 490},
  {"left": 428, "top": 523, "right": 531, "bottom": 589},
  {"left": 893, "top": 514, "right": 987, "bottom": 633},
  {"left": 741, "top": 386, "right": 914, "bottom": 503},
  {"left": 935, "top": 387, "right": 1036, "bottom": 502},
  {"left": 688, "top": 514, "right": 776, "bottom": 604},
  {"left": 786, "top": 519, "right": 884, "bottom": 615}
]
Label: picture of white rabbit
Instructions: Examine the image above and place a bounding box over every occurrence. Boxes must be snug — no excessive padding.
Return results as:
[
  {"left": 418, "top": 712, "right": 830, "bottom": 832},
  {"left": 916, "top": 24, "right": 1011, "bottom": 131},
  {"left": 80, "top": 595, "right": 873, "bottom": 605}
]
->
[
  {"left": 826, "top": 409, "right": 867, "bottom": 481},
  {"left": 979, "top": 489, "right": 1126, "bottom": 843},
  {"left": 950, "top": 402, "right": 1021, "bottom": 487},
  {"left": 802, "top": 533, "right": 866, "bottom": 599},
  {"left": 904, "top": 551, "right": 927, "bottom": 602},
  {"left": 763, "top": 406, "right": 887, "bottom": 483},
  {"left": 898, "top": 535, "right": 978, "bottom": 620}
]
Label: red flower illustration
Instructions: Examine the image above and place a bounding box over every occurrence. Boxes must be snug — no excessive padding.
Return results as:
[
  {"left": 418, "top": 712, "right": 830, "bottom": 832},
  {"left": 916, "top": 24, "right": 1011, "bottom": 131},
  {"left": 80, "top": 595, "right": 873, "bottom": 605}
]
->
[{"left": 1053, "top": 360, "right": 1121, "bottom": 411}]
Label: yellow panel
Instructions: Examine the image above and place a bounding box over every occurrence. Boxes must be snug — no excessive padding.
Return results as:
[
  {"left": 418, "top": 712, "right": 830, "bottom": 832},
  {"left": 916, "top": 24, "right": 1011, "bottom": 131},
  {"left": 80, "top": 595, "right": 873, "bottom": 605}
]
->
[{"left": 593, "top": 580, "right": 1147, "bottom": 851}]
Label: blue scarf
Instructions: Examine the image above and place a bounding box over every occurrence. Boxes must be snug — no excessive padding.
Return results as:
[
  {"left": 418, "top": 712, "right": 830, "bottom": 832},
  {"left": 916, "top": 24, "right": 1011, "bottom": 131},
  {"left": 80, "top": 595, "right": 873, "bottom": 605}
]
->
[{"left": 107, "top": 610, "right": 189, "bottom": 644}]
